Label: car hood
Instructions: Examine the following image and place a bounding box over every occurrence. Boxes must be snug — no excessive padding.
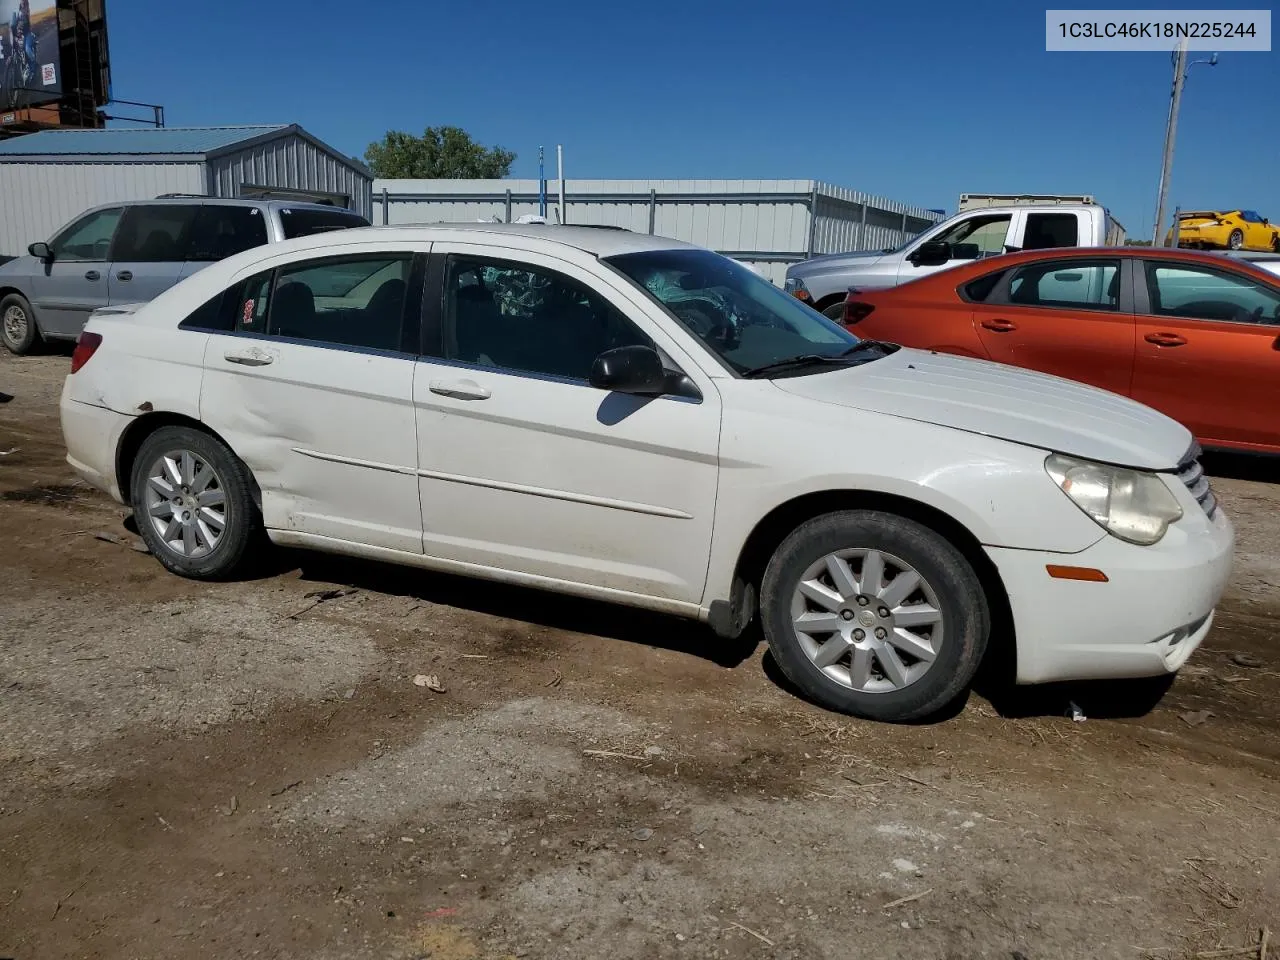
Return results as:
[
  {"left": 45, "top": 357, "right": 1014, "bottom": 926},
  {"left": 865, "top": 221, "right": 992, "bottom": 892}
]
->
[
  {"left": 772, "top": 349, "right": 1192, "bottom": 470},
  {"left": 787, "top": 249, "right": 886, "bottom": 278}
]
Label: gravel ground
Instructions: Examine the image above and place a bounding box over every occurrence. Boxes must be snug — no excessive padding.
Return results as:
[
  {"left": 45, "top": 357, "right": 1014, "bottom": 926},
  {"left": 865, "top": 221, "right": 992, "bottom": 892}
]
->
[{"left": 2, "top": 351, "right": 1278, "bottom": 960}]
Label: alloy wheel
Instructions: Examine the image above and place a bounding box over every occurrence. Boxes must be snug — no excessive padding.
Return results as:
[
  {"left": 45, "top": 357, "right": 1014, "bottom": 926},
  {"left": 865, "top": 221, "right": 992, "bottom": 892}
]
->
[
  {"left": 2, "top": 305, "right": 27, "bottom": 347},
  {"left": 789, "top": 548, "right": 944, "bottom": 693},
  {"left": 143, "top": 450, "right": 228, "bottom": 559}
]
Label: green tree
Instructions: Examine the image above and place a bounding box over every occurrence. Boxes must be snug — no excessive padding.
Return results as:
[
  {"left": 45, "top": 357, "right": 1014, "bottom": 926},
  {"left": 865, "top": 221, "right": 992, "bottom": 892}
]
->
[{"left": 364, "top": 126, "right": 516, "bottom": 179}]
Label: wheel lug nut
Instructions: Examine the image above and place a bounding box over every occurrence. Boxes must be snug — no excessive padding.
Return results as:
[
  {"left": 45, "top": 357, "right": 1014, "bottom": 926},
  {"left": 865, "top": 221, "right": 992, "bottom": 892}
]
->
[
  {"left": 856, "top": 596, "right": 869, "bottom": 606},
  {"left": 853, "top": 629, "right": 865, "bottom": 641},
  {"left": 840, "top": 609, "right": 854, "bottom": 621},
  {"left": 878, "top": 607, "right": 890, "bottom": 618},
  {"left": 875, "top": 627, "right": 887, "bottom": 640}
]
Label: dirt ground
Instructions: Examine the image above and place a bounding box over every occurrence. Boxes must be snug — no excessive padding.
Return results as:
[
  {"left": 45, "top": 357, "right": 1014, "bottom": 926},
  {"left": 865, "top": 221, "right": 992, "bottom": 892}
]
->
[{"left": 2, "top": 351, "right": 1278, "bottom": 960}]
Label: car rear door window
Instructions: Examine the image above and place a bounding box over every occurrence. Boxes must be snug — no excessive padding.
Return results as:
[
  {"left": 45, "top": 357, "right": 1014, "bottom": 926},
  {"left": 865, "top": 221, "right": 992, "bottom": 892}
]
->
[
  {"left": 267, "top": 255, "right": 412, "bottom": 352},
  {"left": 1022, "top": 213, "right": 1079, "bottom": 250},
  {"left": 1146, "top": 263, "right": 1280, "bottom": 325},
  {"left": 188, "top": 206, "right": 269, "bottom": 262},
  {"left": 443, "top": 256, "right": 652, "bottom": 381},
  {"left": 110, "top": 205, "right": 201, "bottom": 262},
  {"left": 278, "top": 208, "right": 370, "bottom": 239},
  {"left": 1005, "top": 260, "right": 1120, "bottom": 311},
  {"left": 49, "top": 207, "right": 124, "bottom": 261}
]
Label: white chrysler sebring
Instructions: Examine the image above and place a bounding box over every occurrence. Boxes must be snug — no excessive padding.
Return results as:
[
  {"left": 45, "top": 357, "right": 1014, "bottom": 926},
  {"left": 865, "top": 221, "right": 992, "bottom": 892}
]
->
[{"left": 59, "top": 225, "right": 1233, "bottom": 722}]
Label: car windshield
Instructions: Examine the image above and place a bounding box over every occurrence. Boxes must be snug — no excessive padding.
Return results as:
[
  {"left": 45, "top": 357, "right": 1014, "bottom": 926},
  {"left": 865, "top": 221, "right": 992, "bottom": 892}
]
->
[{"left": 606, "top": 249, "right": 875, "bottom": 376}]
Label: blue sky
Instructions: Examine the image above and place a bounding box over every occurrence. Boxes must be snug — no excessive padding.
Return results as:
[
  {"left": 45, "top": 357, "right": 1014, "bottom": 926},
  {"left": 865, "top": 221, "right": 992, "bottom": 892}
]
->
[{"left": 109, "top": 0, "right": 1277, "bottom": 237}]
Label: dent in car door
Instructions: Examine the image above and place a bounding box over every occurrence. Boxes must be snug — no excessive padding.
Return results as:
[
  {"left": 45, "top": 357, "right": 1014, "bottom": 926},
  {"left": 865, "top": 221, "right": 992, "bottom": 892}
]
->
[
  {"left": 971, "top": 257, "right": 1136, "bottom": 395},
  {"left": 413, "top": 245, "right": 721, "bottom": 604},
  {"left": 199, "top": 250, "right": 428, "bottom": 552},
  {"left": 1132, "top": 259, "right": 1280, "bottom": 449}
]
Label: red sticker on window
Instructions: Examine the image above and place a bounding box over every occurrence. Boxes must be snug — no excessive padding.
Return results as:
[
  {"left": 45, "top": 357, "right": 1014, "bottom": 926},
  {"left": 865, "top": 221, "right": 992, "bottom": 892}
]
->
[{"left": 242, "top": 299, "right": 255, "bottom": 325}]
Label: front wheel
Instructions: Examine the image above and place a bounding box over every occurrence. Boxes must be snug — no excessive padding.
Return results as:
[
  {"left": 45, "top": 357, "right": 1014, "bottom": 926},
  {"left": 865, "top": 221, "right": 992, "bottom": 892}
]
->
[
  {"left": 1, "top": 292, "right": 39, "bottom": 354},
  {"left": 130, "top": 426, "right": 261, "bottom": 580},
  {"left": 1227, "top": 229, "right": 1244, "bottom": 250},
  {"left": 760, "top": 510, "right": 989, "bottom": 722}
]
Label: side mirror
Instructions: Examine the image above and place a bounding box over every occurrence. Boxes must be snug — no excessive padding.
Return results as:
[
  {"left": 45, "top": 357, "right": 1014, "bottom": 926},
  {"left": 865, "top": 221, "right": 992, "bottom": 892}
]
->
[
  {"left": 589, "top": 345, "right": 669, "bottom": 396},
  {"left": 908, "top": 240, "right": 952, "bottom": 267},
  {"left": 28, "top": 241, "right": 51, "bottom": 261}
]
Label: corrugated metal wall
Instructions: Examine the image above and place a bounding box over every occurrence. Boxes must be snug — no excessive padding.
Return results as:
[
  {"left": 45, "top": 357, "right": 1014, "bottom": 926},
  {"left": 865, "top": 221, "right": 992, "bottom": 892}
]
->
[
  {"left": 0, "top": 161, "right": 204, "bottom": 256},
  {"left": 208, "top": 134, "right": 373, "bottom": 218},
  {"left": 374, "top": 178, "right": 942, "bottom": 284}
]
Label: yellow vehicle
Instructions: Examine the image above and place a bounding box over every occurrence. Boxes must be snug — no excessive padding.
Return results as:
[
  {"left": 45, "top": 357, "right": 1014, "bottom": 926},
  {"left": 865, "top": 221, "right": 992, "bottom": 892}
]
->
[{"left": 1168, "top": 210, "right": 1280, "bottom": 252}]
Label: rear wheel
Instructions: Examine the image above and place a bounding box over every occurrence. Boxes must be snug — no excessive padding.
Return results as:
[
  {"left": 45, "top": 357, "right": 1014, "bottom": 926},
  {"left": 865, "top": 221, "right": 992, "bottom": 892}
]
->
[
  {"left": 130, "top": 426, "right": 261, "bottom": 580},
  {"left": 760, "top": 510, "right": 989, "bottom": 722},
  {"left": 1227, "top": 229, "right": 1244, "bottom": 250},
  {"left": 1271, "top": 233, "right": 1279, "bottom": 253},
  {"left": 1, "top": 293, "right": 39, "bottom": 355}
]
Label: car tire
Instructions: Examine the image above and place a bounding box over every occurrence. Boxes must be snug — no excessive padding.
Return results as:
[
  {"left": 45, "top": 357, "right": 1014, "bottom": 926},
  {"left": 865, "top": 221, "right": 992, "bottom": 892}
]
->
[
  {"left": 1228, "top": 229, "right": 1244, "bottom": 250},
  {"left": 130, "top": 425, "right": 261, "bottom": 580},
  {"left": 821, "top": 302, "right": 846, "bottom": 322},
  {"left": 760, "top": 510, "right": 989, "bottom": 722},
  {"left": 1, "top": 292, "right": 40, "bottom": 355},
  {"left": 1271, "top": 234, "right": 1279, "bottom": 253}
]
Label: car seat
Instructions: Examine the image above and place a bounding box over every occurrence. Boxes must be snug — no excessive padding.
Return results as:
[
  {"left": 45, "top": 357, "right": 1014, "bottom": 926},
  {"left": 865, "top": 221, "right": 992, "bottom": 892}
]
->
[
  {"left": 272, "top": 281, "right": 316, "bottom": 338},
  {"left": 364, "top": 278, "right": 406, "bottom": 351}
]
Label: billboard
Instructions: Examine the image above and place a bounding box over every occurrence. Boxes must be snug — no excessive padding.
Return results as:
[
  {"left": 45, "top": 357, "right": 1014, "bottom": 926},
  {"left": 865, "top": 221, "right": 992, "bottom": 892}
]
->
[{"left": 0, "top": 0, "right": 60, "bottom": 110}]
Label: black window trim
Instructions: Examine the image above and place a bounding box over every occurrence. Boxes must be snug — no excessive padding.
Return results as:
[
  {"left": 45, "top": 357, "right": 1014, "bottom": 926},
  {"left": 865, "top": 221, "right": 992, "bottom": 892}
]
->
[
  {"left": 982, "top": 255, "right": 1129, "bottom": 313},
  {"left": 424, "top": 251, "right": 700, "bottom": 401},
  {"left": 1135, "top": 258, "right": 1280, "bottom": 328},
  {"left": 178, "top": 251, "right": 429, "bottom": 358},
  {"left": 956, "top": 268, "right": 1008, "bottom": 304}
]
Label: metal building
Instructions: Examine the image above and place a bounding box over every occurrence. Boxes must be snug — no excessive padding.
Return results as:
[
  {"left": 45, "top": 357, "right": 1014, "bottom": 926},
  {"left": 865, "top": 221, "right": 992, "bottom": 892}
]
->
[
  {"left": 0, "top": 125, "right": 373, "bottom": 257},
  {"left": 374, "top": 179, "right": 942, "bottom": 283}
]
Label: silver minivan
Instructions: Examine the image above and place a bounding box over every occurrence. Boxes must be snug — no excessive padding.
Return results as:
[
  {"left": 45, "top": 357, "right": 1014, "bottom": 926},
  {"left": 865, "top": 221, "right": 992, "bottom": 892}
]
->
[{"left": 0, "top": 197, "right": 369, "bottom": 354}]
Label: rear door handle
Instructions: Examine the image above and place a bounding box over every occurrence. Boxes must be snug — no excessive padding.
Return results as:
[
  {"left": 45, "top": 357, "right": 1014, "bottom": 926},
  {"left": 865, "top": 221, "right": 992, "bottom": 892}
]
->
[
  {"left": 223, "top": 349, "right": 274, "bottom": 367},
  {"left": 981, "top": 318, "right": 1017, "bottom": 332},
  {"left": 429, "top": 378, "right": 491, "bottom": 401},
  {"left": 1144, "top": 332, "right": 1187, "bottom": 347},
  {"left": 115, "top": 270, "right": 133, "bottom": 281},
  {"left": 84, "top": 270, "right": 100, "bottom": 281}
]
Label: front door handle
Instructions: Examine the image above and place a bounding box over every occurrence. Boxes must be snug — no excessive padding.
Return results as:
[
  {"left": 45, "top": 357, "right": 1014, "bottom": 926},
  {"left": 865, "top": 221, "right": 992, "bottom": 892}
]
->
[
  {"left": 84, "top": 270, "right": 100, "bottom": 281},
  {"left": 116, "top": 270, "right": 133, "bottom": 282},
  {"left": 429, "top": 378, "right": 491, "bottom": 401},
  {"left": 1144, "top": 332, "right": 1187, "bottom": 347},
  {"left": 981, "top": 318, "right": 1017, "bottom": 333},
  {"left": 223, "top": 349, "right": 274, "bottom": 367}
]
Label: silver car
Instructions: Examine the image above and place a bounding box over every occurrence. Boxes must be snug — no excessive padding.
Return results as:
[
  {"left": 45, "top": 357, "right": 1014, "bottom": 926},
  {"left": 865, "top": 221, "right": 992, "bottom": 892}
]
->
[{"left": 0, "top": 197, "right": 369, "bottom": 354}]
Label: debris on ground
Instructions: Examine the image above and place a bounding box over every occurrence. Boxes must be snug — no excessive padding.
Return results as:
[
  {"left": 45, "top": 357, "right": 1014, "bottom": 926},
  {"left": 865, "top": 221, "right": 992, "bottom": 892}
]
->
[
  {"left": 0, "top": 446, "right": 19, "bottom": 456},
  {"left": 222, "top": 795, "right": 238, "bottom": 816},
  {"left": 91, "top": 530, "right": 150, "bottom": 554},
  {"left": 1231, "top": 653, "right": 1265, "bottom": 669},
  {"left": 1180, "top": 709, "right": 1214, "bottom": 727},
  {"left": 631, "top": 827, "right": 654, "bottom": 841},
  {"left": 286, "top": 588, "right": 358, "bottom": 619},
  {"left": 412, "top": 674, "right": 446, "bottom": 693},
  {"left": 1066, "top": 701, "right": 1087, "bottom": 722}
]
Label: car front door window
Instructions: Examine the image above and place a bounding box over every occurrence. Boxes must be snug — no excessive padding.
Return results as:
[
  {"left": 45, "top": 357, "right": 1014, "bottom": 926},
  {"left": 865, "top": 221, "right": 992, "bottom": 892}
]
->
[
  {"left": 268, "top": 255, "right": 412, "bottom": 352},
  {"left": 935, "top": 214, "right": 1013, "bottom": 260},
  {"left": 49, "top": 207, "right": 124, "bottom": 261},
  {"left": 444, "top": 256, "right": 652, "bottom": 379}
]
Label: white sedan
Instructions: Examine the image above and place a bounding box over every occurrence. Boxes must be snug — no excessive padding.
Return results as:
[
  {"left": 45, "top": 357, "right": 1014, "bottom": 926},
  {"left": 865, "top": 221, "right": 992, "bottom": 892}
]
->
[{"left": 59, "top": 224, "right": 1233, "bottom": 722}]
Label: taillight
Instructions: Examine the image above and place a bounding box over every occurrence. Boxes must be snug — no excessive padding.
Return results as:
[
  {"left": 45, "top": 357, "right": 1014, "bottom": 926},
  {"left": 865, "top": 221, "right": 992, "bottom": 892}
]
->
[
  {"left": 70, "top": 331, "right": 102, "bottom": 373},
  {"left": 842, "top": 299, "right": 876, "bottom": 326}
]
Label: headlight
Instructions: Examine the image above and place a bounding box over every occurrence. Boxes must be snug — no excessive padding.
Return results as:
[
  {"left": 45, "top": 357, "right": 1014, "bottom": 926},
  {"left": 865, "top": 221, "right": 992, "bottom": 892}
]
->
[
  {"left": 1045, "top": 454, "right": 1183, "bottom": 545},
  {"left": 784, "top": 277, "right": 812, "bottom": 302}
]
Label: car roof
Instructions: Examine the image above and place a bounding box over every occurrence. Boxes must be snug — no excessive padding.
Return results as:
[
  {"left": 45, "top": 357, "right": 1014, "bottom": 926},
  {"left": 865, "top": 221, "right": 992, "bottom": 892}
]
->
[
  {"left": 262, "top": 223, "right": 698, "bottom": 259},
  {"left": 140, "top": 196, "right": 362, "bottom": 214}
]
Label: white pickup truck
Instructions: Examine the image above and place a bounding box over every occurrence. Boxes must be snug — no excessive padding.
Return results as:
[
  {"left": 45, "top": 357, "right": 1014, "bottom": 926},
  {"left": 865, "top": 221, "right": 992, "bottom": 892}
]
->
[{"left": 785, "top": 203, "right": 1127, "bottom": 318}]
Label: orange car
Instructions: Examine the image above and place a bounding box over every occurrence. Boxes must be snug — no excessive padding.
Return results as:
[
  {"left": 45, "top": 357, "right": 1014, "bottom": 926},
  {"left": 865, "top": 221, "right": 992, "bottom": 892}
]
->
[{"left": 843, "top": 247, "right": 1280, "bottom": 453}]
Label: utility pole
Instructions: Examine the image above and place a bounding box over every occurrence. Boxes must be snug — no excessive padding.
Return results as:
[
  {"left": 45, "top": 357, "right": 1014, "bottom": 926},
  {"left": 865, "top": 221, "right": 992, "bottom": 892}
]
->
[{"left": 1151, "top": 41, "right": 1218, "bottom": 246}]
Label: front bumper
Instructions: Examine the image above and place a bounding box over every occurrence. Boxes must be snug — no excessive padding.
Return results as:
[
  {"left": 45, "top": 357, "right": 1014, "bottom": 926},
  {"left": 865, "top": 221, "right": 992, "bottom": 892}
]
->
[
  {"left": 987, "top": 500, "right": 1234, "bottom": 685},
  {"left": 60, "top": 382, "right": 133, "bottom": 503}
]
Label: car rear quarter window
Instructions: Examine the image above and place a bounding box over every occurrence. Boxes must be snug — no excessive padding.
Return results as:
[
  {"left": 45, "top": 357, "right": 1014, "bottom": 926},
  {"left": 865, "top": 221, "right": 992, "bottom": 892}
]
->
[
  {"left": 111, "top": 205, "right": 201, "bottom": 262},
  {"left": 188, "top": 206, "right": 269, "bottom": 262},
  {"left": 1005, "top": 260, "right": 1120, "bottom": 311},
  {"left": 178, "top": 291, "right": 230, "bottom": 331},
  {"left": 961, "top": 271, "right": 1004, "bottom": 302},
  {"left": 278, "top": 208, "right": 370, "bottom": 240}
]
